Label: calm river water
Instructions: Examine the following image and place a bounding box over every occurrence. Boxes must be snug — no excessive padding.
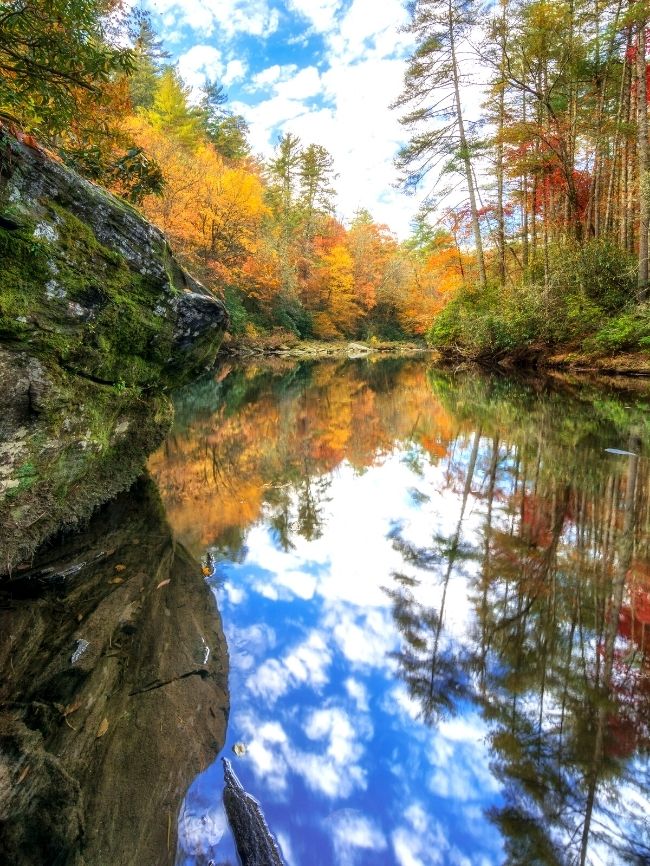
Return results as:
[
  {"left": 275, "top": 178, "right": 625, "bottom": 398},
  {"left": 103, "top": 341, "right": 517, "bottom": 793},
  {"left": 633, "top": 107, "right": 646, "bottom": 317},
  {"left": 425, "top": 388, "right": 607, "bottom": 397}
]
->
[{"left": 149, "top": 357, "right": 650, "bottom": 866}]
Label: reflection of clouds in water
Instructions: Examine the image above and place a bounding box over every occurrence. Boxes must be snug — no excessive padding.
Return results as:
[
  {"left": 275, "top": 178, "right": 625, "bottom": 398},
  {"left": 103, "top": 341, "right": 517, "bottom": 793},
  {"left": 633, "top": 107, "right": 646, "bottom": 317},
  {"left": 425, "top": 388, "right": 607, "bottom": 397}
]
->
[
  {"left": 246, "top": 630, "right": 332, "bottom": 704},
  {"left": 177, "top": 802, "right": 227, "bottom": 861},
  {"left": 222, "top": 580, "right": 246, "bottom": 605},
  {"left": 236, "top": 704, "right": 371, "bottom": 800},
  {"left": 276, "top": 831, "right": 297, "bottom": 866},
  {"left": 228, "top": 622, "right": 276, "bottom": 672},
  {"left": 345, "top": 677, "right": 369, "bottom": 712},
  {"left": 324, "top": 604, "right": 398, "bottom": 668},
  {"left": 328, "top": 809, "right": 388, "bottom": 866},
  {"left": 384, "top": 684, "right": 423, "bottom": 722},
  {"left": 427, "top": 715, "right": 500, "bottom": 802},
  {"left": 392, "top": 802, "right": 494, "bottom": 866},
  {"left": 191, "top": 450, "right": 507, "bottom": 863}
]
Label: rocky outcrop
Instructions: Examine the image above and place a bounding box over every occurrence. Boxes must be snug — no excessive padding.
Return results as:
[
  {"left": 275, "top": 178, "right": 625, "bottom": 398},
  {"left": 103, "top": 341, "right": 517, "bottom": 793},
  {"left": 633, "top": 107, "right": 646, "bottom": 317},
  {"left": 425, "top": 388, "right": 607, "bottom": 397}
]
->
[
  {"left": 0, "top": 129, "right": 229, "bottom": 572},
  {"left": 0, "top": 477, "right": 229, "bottom": 866},
  {"left": 222, "top": 759, "right": 286, "bottom": 866},
  {"left": 0, "top": 128, "right": 228, "bottom": 387}
]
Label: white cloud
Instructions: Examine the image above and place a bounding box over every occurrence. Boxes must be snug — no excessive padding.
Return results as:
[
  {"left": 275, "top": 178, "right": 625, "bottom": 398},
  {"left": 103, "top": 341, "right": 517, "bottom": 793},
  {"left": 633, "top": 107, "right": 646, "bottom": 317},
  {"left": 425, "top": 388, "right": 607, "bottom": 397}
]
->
[
  {"left": 287, "top": 0, "right": 342, "bottom": 33},
  {"left": 329, "top": 810, "right": 388, "bottom": 866},
  {"left": 224, "top": 59, "right": 248, "bottom": 86},
  {"left": 177, "top": 44, "right": 223, "bottom": 92},
  {"left": 274, "top": 66, "right": 322, "bottom": 101},
  {"left": 149, "top": 0, "right": 279, "bottom": 38},
  {"left": 250, "top": 64, "right": 299, "bottom": 90}
]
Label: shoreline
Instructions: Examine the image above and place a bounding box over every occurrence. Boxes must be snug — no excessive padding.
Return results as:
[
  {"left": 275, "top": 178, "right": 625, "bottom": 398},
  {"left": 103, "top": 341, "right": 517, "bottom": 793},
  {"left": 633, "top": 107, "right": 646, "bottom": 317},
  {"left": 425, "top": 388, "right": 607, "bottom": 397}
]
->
[{"left": 219, "top": 338, "right": 431, "bottom": 359}]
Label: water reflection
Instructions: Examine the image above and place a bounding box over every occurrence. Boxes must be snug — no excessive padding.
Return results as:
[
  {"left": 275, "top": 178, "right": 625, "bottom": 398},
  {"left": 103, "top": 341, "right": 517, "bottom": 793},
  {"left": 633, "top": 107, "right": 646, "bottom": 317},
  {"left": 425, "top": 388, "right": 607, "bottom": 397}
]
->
[
  {"left": 0, "top": 477, "right": 228, "bottom": 866},
  {"left": 150, "top": 359, "right": 650, "bottom": 866}
]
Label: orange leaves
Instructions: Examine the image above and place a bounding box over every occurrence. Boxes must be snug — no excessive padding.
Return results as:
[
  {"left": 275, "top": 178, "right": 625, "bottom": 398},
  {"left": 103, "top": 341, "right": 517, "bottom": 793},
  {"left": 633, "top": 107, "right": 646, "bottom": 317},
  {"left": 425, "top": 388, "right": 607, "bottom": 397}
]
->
[{"left": 125, "top": 116, "right": 267, "bottom": 286}]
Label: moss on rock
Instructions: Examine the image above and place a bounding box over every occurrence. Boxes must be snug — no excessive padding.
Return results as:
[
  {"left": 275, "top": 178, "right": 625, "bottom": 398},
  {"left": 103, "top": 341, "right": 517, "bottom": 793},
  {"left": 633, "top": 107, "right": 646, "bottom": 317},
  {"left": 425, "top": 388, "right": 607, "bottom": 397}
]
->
[{"left": 0, "top": 130, "right": 229, "bottom": 572}]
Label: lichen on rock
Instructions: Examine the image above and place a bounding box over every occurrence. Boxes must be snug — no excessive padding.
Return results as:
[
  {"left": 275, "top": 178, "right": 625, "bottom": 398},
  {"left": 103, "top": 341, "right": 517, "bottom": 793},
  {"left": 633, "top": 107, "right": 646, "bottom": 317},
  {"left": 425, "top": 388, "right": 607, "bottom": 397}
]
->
[{"left": 0, "top": 130, "right": 229, "bottom": 573}]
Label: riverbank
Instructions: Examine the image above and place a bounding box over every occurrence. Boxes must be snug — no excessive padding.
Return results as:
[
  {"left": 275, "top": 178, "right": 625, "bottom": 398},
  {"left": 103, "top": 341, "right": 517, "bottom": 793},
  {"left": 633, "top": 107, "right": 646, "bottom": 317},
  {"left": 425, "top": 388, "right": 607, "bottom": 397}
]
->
[
  {"left": 457, "top": 345, "right": 650, "bottom": 378},
  {"left": 220, "top": 334, "right": 429, "bottom": 359}
]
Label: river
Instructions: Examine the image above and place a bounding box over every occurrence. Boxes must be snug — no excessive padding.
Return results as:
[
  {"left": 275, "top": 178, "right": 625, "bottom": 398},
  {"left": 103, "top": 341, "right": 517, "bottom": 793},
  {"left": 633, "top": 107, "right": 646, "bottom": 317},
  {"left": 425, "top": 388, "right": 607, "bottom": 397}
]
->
[{"left": 146, "top": 357, "right": 650, "bottom": 866}]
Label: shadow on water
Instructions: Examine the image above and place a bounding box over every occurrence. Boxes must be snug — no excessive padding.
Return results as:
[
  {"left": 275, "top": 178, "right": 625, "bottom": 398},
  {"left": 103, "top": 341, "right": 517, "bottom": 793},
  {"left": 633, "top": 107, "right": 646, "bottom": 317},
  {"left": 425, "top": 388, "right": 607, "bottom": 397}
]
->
[{"left": 0, "top": 476, "right": 228, "bottom": 866}]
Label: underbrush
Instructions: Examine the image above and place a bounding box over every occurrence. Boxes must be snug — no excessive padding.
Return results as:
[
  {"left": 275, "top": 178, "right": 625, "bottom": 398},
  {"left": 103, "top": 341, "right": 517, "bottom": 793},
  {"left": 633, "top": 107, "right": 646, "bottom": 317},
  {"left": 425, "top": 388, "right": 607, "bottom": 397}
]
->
[{"left": 427, "top": 240, "right": 640, "bottom": 359}]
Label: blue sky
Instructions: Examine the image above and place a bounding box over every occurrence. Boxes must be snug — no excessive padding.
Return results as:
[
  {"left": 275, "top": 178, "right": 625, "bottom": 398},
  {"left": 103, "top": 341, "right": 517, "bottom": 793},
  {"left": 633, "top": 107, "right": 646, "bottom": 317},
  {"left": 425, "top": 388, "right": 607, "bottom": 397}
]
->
[{"left": 141, "top": 0, "right": 428, "bottom": 237}]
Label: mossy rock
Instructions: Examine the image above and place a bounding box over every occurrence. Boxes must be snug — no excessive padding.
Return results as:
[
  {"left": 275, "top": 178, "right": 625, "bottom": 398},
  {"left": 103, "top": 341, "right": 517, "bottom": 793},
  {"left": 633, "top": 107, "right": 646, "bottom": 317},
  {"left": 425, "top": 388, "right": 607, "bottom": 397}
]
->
[
  {"left": 0, "top": 131, "right": 228, "bottom": 388},
  {"left": 0, "top": 131, "right": 229, "bottom": 572}
]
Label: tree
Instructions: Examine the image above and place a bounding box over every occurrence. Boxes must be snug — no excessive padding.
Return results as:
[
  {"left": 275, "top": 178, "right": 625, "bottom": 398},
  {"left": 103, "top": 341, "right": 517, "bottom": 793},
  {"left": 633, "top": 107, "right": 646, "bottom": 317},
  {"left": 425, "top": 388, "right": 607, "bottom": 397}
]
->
[
  {"left": 128, "top": 12, "right": 169, "bottom": 110},
  {"left": 147, "top": 67, "right": 204, "bottom": 149},
  {"left": 0, "top": 0, "right": 134, "bottom": 135},
  {"left": 393, "top": 0, "right": 487, "bottom": 289},
  {"left": 266, "top": 132, "right": 303, "bottom": 294},
  {"left": 636, "top": 13, "right": 649, "bottom": 299},
  {"left": 201, "top": 79, "right": 251, "bottom": 161},
  {"left": 299, "top": 143, "right": 336, "bottom": 243}
]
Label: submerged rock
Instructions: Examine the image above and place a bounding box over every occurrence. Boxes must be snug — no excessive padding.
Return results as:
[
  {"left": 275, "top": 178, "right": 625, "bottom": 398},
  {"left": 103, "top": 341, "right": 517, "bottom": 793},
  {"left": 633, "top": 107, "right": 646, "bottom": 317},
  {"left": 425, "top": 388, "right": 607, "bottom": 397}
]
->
[
  {"left": 0, "top": 129, "right": 229, "bottom": 572},
  {"left": 222, "top": 758, "right": 286, "bottom": 866},
  {"left": 0, "top": 477, "right": 229, "bottom": 866}
]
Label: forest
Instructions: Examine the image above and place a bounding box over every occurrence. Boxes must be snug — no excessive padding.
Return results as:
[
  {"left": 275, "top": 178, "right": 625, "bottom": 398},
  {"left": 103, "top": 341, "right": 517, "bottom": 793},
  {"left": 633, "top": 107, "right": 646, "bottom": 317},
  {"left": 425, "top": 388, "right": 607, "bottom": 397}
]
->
[{"left": 0, "top": 0, "right": 649, "bottom": 358}]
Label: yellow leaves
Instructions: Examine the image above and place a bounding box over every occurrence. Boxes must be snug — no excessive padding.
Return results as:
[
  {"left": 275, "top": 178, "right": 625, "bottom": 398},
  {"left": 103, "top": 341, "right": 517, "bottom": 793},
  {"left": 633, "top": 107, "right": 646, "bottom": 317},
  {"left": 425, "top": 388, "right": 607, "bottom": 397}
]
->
[
  {"left": 114, "top": 564, "right": 126, "bottom": 572},
  {"left": 156, "top": 579, "right": 171, "bottom": 590},
  {"left": 96, "top": 718, "right": 109, "bottom": 739},
  {"left": 126, "top": 115, "right": 267, "bottom": 287},
  {"left": 202, "top": 566, "right": 211, "bottom": 576}
]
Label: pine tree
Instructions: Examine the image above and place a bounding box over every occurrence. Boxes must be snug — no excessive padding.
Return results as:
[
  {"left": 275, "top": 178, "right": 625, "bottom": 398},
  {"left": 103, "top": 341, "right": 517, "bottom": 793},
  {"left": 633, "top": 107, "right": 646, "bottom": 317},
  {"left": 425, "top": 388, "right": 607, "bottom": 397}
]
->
[
  {"left": 200, "top": 80, "right": 250, "bottom": 161},
  {"left": 147, "top": 67, "right": 204, "bottom": 148},
  {"left": 299, "top": 144, "right": 337, "bottom": 243},
  {"left": 129, "top": 13, "right": 169, "bottom": 110},
  {"left": 393, "top": 0, "right": 487, "bottom": 289}
]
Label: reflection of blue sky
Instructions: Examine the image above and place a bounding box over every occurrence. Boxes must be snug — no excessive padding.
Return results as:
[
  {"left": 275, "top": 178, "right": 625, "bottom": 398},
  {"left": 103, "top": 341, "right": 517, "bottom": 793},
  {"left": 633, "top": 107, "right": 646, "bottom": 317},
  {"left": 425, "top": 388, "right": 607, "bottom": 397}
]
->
[
  {"left": 176, "top": 448, "right": 505, "bottom": 866},
  {"left": 174, "top": 432, "right": 650, "bottom": 865}
]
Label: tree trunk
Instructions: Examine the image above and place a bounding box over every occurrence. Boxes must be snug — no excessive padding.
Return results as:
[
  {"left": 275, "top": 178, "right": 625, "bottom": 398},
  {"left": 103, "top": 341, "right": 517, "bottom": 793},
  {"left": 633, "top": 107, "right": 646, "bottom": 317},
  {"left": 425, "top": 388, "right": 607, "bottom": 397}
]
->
[
  {"left": 448, "top": 0, "right": 487, "bottom": 289},
  {"left": 637, "top": 22, "right": 649, "bottom": 300}
]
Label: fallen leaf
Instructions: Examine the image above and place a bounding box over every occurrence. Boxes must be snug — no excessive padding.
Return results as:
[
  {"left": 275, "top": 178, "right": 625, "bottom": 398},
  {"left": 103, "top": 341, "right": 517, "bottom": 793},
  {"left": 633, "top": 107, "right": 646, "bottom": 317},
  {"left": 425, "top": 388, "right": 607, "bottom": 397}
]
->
[
  {"left": 109, "top": 577, "right": 124, "bottom": 585},
  {"left": 114, "top": 564, "right": 126, "bottom": 572},
  {"left": 202, "top": 566, "right": 211, "bottom": 576},
  {"left": 77, "top": 613, "right": 83, "bottom": 622},
  {"left": 16, "top": 766, "right": 29, "bottom": 784},
  {"left": 63, "top": 700, "right": 82, "bottom": 717},
  {"left": 156, "top": 579, "right": 170, "bottom": 589},
  {"left": 96, "top": 718, "right": 109, "bottom": 738}
]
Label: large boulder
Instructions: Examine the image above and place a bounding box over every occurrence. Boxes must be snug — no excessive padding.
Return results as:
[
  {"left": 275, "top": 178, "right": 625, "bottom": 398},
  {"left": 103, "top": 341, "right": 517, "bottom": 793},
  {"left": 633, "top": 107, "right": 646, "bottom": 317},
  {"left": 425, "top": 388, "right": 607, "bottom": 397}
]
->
[
  {"left": 0, "top": 129, "right": 229, "bottom": 572},
  {"left": 0, "top": 128, "right": 228, "bottom": 387}
]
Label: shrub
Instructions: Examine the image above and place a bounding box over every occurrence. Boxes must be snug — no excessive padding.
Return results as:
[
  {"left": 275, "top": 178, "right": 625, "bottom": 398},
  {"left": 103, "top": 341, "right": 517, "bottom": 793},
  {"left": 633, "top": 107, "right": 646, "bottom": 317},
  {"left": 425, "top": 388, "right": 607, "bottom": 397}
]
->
[
  {"left": 224, "top": 286, "right": 248, "bottom": 335},
  {"left": 584, "top": 304, "right": 650, "bottom": 354},
  {"left": 548, "top": 239, "right": 635, "bottom": 313}
]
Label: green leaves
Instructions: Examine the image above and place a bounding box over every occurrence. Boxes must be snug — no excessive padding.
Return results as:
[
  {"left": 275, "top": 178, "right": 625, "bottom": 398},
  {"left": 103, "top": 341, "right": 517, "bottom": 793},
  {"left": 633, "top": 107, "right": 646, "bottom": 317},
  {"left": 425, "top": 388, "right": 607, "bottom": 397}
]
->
[{"left": 0, "top": 0, "right": 134, "bottom": 136}]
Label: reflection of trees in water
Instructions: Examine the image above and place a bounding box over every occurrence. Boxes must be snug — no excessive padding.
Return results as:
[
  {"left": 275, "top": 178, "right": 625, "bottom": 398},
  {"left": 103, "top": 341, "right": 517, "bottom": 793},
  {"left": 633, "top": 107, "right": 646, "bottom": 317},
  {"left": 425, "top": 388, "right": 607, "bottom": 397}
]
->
[
  {"left": 151, "top": 358, "right": 449, "bottom": 554},
  {"left": 387, "top": 395, "right": 650, "bottom": 865},
  {"left": 386, "top": 428, "right": 481, "bottom": 721},
  {"left": 153, "top": 360, "right": 650, "bottom": 861}
]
